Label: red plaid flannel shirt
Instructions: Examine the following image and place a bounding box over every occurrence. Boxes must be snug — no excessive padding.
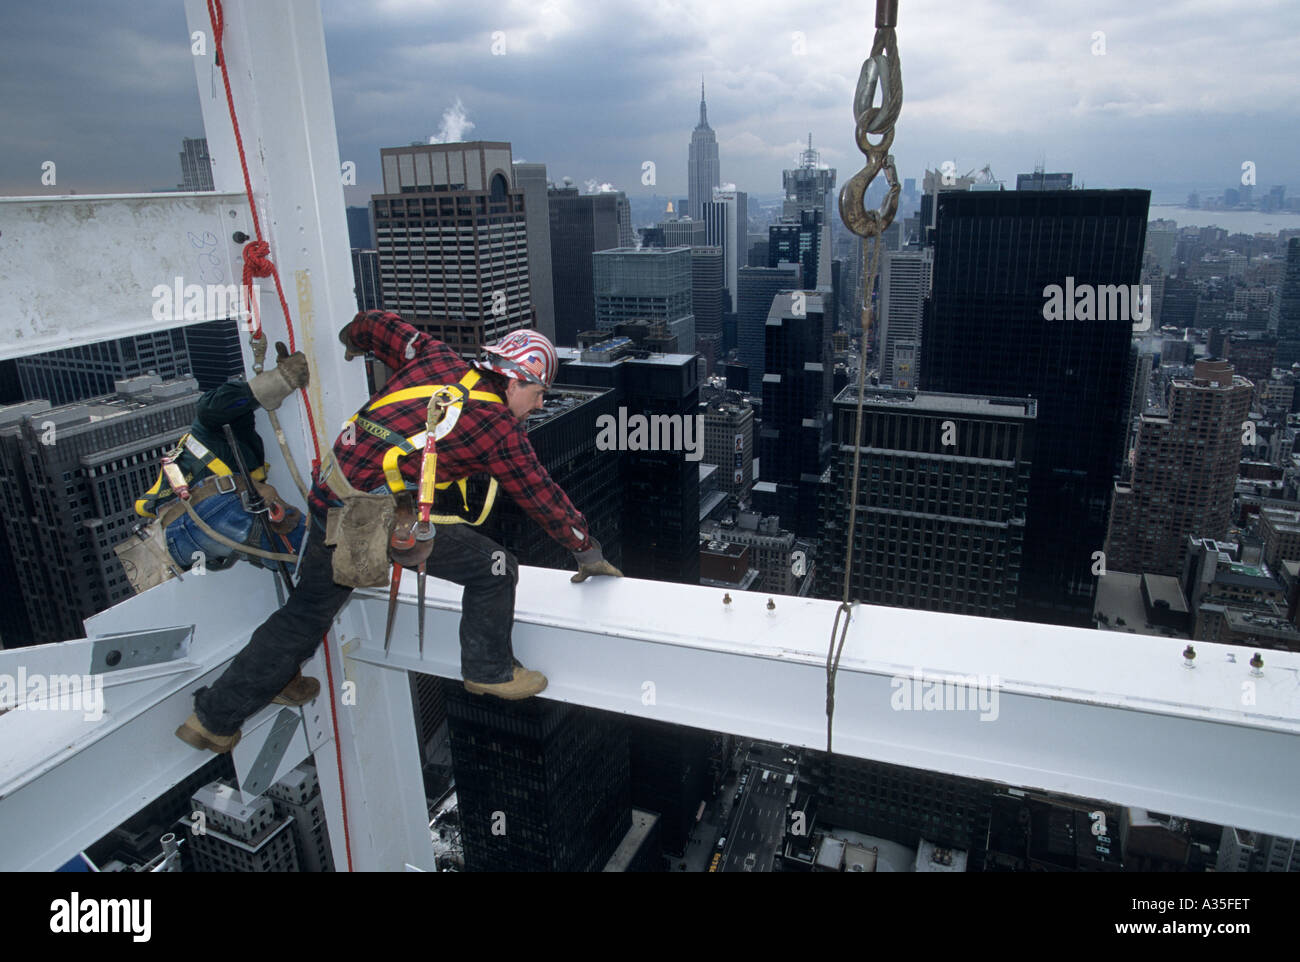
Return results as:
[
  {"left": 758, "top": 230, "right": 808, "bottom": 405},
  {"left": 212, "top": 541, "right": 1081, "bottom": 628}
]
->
[{"left": 310, "top": 311, "right": 592, "bottom": 553}]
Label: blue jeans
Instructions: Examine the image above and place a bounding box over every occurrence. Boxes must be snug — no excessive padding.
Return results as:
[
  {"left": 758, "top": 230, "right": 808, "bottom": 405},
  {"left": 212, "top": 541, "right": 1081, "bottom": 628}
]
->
[
  {"left": 164, "top": 490, "right": 305, "bottom": 571},
  {"left": 193, "top": 511, "right": 520, "bottom": 735}
]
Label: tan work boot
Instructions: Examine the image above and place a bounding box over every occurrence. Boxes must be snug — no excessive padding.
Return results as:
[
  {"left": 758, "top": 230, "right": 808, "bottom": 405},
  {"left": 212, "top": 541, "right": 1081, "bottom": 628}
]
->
[
  {"left": 464, "top": 666, "right": 548, "bottom": 701},
  {"left": 175, "top": 713, "right": 242, "bottom": 753},
  {"left": 272, "top": 671, "right": 320, "bottom": 706}
]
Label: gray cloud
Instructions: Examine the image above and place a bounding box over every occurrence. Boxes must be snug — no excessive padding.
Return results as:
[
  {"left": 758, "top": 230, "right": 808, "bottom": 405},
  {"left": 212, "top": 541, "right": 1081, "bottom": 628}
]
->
[{"left": 1, "top": 0, "right": 1296, "bottom": 209}]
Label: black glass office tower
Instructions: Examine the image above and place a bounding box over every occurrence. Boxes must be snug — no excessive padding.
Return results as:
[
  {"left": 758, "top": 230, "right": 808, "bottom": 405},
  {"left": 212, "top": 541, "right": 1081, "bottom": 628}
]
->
[
  {"left": 477, "top": 385, "right": 623, "bottom": 573},
  {"left": 736, "top": 265, "right": 799, "bottom": 397},
  {"left": 760, "top": 291, "right": 833, "bottom": 538},
  {"left": 549, "top": 187, "right": 624, "bottom": 347},
  {"left": 443, "top": 684, "right": 631, "bottom": 872},
  {"left": 921, "top": 189, "right": 1148, "bottom": 625},
  {"left": 768, "top": 209, "right": 823, "bottom": 291},
  {"left": 558, "top": 349, "right": 701, "bottom": 585}
]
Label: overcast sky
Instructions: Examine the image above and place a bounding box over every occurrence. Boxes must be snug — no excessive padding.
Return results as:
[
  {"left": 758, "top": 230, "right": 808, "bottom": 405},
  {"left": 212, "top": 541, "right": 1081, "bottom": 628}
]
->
[{"left": 2, "top": 0, "right": 1297, "bottom": 208}]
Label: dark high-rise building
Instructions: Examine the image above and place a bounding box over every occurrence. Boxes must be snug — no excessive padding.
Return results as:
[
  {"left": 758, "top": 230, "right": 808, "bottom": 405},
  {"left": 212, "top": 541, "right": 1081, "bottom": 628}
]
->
[
  {"left": 443, "top": 683, "right": 631, "bottom": 872},
  {"left": 17, "top": 331, "right": 190, "bottom": 407},
  {"left": 1105, "top": 360, "right": 1252, "bottom": 577},
  {"left": 760, "top": 291, "right": 833, "bottom": 537},
  {"left": 592, "top": 247, "right": 695, "bottom": 352},
  {"left": 1161, "top": 275, "right": 1199, "bottom": 329},
  {"left": 922, "top": 189, "right": 1149, "bottom": 625},
  {"left": 478, "top": 385, "right": 623, "bottom": 572},
  {"left": 805, "top": 751, "right": 994, "bottom": 871},
  {"left": 626, "top": 718, "right": 712, "bottom": 858},
  {"left": 1273, "top": 238, "right": 1300, "bottom": 367},
  {"left": 179, "top": 137, "right": 214, "bottom": 192},
  {"left": 1225, "top": 334, "right": 1276, "bottom": 388},
  {"left": 0, "top": 360, "right": 20, "bottom": 405},
  {"left": 350, "top": 248, "right": 382, "bottom": 312},
  {"left": 371, "top": 142, "right": 532, "bottom": 356},
  {"left": 0, "top": 376, "right": 200, "bottom": 647},
  {"left": 768, "top": 208, "right": 824, "bottom": 289},
  {"left": 183, "top": 318, "right": 246, "bottom": 391},
  {"left": 548, "top": 186, "right": 623, "bottom": 346},
  {"left": 346, "top": 205, "right": 374, "bottom": 249},
  {"left": 691, "top": 246, "right": 725, "bottom": 343},
  {"left": 735, "top": 265, "right": 799, "bottom": 396},
  {"left": 512, "top": 163, "right": 556, "bottom": 343},
  {"left": 817, "top": 387, "right": 1035, "bottom": 618},
  {"left": 687, "top": 80, "right": 720, "bottom": 221},
  {"left": 558, "top": 344, "right": 701, "bottom": 584}
]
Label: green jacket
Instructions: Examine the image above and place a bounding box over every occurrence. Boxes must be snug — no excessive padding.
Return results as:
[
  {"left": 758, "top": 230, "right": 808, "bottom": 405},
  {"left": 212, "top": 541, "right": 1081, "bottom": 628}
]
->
[{"left": 135, "top": 381, "right": 268, "bottom": 518}]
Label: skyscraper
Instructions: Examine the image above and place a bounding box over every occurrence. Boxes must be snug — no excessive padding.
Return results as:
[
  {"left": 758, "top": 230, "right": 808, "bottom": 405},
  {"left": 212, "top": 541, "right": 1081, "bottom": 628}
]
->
[
  {"left": 350, "top": 248, "right": 382, "bottom": 312},
  {"left": 513, "top": 162, "right": 557, "bottom": 344},
  {"left": 705, "top": 187, "right": 747, "bottom": 309},
  {"left": 701, "top": 392, "right": 754, "bottom": 498},
  {"left": 690, "top": 246, "right": 725, "bottom": 343},
  {"left": 816, "top": 387, "right": 1035, "bottom": 619},
  {"left": 444, "top": 683, "right": 631, "bottom": 872},
  {"left": 346, "top": 205, "right": 374, "bottom": 249},
  {"left": 184, "top": 318, "right": 246, "bottom": 391},
  {"left": 687, "top": 80, "right": 720, "bottom": 221},
  {"left": 17, "top": 331, "right": 191, "bottom": 406},
  {"left": 768, "top": 209, "right": 825, "bottom": 289},
  {"left": 558, "top": 343, "right": 701, "bottom": 584},
  {"left": 592, "top": 247, "right": 695, "bottom": 352},
  {"left": 477, "top": 385, "right": 623, "bottom": 572},
  {"left": 782, "top": 134, "right": 837, "bottom": 227},
  {"left": 922, "top": 189, "right": 1149, "bottom": 625},
  {"left": 1273, "top": 238, "right": 1300, "bottom": 367},
  {"left": 548, "top": 186, "right": 624, "bottom": 346},
  {"left": 879, "top": 247, "right": 933, "bottom": 386},
  {"left": 1105, "top": 359, "right": 1252, "bottom": 576},
  {"left": 759, "top": 291, "right": 833, "bottom": 537},
  {"left": 371, "top": 142, "right": 532, "bottom": 356},
  {"left": 0, "top": 377, "right": 201, "bottom": 647},
  {"left": 735, "top": 264, "right": 799, "bottom": 397},
  {"left": 179, "top": 137, "right": 214, "bottom": 192}
]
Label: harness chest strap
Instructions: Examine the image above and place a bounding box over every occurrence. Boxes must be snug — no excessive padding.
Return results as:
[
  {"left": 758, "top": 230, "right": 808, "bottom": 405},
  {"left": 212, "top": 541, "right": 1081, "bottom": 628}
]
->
[
  {"left": 136, "top": 434, "right": 267, "bottom": 518},
  {"left": 344, "top": 369, "right": 503, "bottom": 525}
]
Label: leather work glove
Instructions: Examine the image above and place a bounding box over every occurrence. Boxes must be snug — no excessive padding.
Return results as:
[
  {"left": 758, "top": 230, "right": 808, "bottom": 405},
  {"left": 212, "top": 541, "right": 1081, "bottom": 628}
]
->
[
  {"left": 249, "top": 342, "right": 310, "bottom": 410},
  {"left": 339, "top": 316, "right": 366, "bottom": 360},
  {"left": 571, "top": 539, "right": 624, "bottom": 583}
]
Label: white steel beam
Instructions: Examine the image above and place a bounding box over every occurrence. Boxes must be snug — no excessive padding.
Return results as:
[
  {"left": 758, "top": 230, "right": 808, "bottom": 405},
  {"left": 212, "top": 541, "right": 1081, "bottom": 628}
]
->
[
  {"left": 341, "top": 566, "right": 1300, "bottom": 848},
  {"left": 3, "top": 560, "right": 1297, "bottom": 870},
  {"left": 0, "top": 192, "right": 254, "bottom": 361}
]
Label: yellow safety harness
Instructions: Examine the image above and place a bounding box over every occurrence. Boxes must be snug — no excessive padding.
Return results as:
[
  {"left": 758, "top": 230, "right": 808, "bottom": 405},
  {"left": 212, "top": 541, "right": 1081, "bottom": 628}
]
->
[
  {"left": 346, "top": 368, "right": 503, "bottom": 526},
  {"left": 135, "top": 434, "right": 267, "bottom": 518}
]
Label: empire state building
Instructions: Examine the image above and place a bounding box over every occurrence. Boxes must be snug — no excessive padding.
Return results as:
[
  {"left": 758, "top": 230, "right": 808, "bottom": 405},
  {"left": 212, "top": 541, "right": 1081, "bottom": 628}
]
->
[{"left": 687, "top": 79, "right": 720, "bottom": 221}]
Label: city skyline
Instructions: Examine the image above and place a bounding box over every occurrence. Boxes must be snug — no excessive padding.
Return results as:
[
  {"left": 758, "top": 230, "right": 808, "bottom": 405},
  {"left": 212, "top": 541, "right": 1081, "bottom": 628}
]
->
[{"left": 2, "top": 0, "right": 1298, "bottom": 207}]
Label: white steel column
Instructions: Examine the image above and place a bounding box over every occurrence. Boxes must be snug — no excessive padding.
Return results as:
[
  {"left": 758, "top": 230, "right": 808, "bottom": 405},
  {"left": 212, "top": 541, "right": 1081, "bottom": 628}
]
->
[{"left": 183, "top": 0, "right": 382, "bottom": 872}]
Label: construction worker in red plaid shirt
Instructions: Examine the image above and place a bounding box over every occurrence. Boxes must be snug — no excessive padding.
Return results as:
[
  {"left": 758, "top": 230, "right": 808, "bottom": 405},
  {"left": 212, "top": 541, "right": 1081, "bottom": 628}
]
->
[{"left": 176, "top": 311, "right": 621, "bottom": 753}]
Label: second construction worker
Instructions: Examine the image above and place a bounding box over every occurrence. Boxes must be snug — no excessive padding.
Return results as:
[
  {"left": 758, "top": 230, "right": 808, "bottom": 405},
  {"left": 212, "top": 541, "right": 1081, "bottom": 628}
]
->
[{"left": 176, "top": 311, "right": 622, "bottom": 752}]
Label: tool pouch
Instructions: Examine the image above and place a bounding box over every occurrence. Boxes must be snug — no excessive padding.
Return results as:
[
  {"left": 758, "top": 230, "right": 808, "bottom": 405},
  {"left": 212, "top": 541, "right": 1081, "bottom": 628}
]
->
[
  {"left": 113, "top": 522, "right": 178, "bottom": 595},
  {"left": 324, "top": 493, "right": 396, "bottom": 588}
]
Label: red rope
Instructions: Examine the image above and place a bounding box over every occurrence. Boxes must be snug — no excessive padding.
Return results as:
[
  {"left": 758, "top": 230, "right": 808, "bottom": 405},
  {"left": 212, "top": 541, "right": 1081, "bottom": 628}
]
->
[{"left": 207, "top": 0, "right": 352, "bottom": 872}]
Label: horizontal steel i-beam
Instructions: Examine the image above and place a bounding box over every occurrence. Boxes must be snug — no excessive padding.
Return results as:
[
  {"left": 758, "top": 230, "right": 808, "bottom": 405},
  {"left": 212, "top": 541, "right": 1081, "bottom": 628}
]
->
[{"left": 342, "top": 565, "right": 1300, "bottom": 840}]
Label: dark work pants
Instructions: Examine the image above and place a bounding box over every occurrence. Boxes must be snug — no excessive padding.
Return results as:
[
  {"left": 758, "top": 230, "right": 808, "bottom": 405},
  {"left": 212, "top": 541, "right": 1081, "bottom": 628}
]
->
[{"left": 194, "top": 512, "right": 520, "bottom": 735}]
